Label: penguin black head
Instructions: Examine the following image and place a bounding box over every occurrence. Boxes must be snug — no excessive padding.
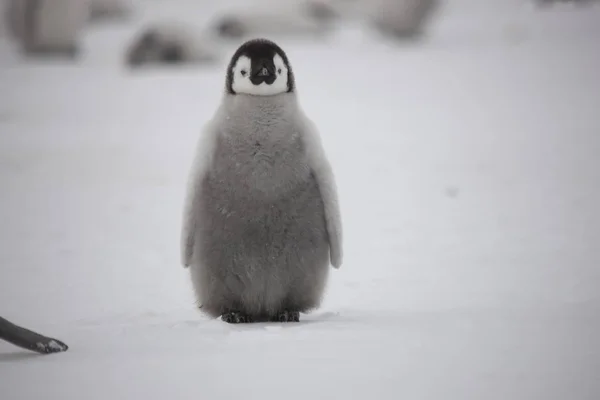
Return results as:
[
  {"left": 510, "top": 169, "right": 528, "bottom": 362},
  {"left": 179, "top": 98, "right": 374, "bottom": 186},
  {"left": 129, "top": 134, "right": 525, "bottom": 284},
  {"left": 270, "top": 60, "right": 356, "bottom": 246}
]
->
[{"left": 226, "top": 38, "right": 295, "bottom": 96}]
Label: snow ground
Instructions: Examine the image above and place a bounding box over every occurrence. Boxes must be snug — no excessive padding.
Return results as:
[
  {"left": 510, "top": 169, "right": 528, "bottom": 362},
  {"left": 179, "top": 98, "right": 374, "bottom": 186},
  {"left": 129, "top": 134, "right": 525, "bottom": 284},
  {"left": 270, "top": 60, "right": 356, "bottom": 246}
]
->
[{"left": 1, "top": 1, "right": 599, "bottom": 399}]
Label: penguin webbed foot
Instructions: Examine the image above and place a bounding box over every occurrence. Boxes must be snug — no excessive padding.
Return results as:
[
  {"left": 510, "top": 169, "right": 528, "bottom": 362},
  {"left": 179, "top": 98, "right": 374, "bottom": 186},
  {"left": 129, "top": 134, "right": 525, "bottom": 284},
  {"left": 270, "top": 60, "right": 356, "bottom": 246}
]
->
[
  {"left": 271, "top": 310, "right": 300, "bottom": 323},
  {"left": 221, "top": 311, "right": 254, "bottom": 324}
]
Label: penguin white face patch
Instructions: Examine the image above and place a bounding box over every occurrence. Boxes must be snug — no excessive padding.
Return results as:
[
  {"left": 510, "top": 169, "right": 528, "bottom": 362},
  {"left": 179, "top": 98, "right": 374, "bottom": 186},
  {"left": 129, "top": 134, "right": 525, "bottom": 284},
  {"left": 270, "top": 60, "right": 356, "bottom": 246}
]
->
[{"left": 231, "top": 54, "right": 289, "bottom": 96}]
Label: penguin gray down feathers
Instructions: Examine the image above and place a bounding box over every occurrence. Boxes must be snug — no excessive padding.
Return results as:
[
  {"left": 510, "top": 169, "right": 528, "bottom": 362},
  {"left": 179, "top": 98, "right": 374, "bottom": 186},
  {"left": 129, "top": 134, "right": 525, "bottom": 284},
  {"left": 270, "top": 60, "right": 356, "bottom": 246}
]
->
[{"left": 181, "top": 38, "right": 343, "bottom": 323}]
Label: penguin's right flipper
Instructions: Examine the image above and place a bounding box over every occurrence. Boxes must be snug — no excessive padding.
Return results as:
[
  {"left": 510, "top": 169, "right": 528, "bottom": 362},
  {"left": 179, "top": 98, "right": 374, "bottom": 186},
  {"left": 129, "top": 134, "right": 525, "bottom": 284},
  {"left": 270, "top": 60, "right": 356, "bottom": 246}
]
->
[
  {"left": 181, "top": 117, "right": 220, "bottom": 267},
  {"left": 299, "top": 114, "right": 343, "bottom": 269},
  {"left": 0, "top": 316, "right": 68, "bottom": 354}
]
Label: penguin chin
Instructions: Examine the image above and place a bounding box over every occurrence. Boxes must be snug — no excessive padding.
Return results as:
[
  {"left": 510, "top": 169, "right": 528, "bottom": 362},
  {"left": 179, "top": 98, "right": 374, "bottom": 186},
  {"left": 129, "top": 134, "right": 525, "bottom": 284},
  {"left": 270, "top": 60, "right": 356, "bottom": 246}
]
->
[{"left": 232, "top": 81, "right": 288, "bottom": 97}]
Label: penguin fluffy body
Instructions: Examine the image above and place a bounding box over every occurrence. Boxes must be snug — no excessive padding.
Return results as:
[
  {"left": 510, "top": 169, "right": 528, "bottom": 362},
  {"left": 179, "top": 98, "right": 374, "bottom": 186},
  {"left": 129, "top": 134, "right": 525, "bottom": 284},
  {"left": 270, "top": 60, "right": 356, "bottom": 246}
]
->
[{"left": 181, "top": 38, "right": 343, "bottom": 323}]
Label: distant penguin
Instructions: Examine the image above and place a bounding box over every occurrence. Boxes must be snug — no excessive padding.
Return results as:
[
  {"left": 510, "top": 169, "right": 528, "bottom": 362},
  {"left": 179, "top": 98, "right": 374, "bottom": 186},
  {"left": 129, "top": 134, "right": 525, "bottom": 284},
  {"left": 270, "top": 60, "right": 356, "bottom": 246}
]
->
[
  {"left": 3, "top": 0, "right": 22, "bottom": 40},
  {"left": 125, "top": 22, "right": 220, "bottom": 68},
  {"left": 88, "top": 0, "right": 132, "bottom": 22},
  {"left": 181, "top": 38, "right": 343, "bottom": 323},
  {"left": 304, "top": 0, "right": 340, "bottom": 22},
  {"left": 5, "top": 0, "right": 90, "bottom": 57},
  {"left": 368, "top": 0, "right": 440, "bottom": 40},
  {"left": 213, "top": 2, "right": 335, "bottom": 39}
]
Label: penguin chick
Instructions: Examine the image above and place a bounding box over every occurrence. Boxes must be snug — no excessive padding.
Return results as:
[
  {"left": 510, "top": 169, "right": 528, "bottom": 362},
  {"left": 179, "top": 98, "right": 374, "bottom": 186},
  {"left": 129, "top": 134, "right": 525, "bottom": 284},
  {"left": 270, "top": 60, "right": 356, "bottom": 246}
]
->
[
  {"left": 88, "top": 0, "right": 132, "bottom": 23},
  {"left": 125, "top": 22, "right": 220, "bottom": 68},
  {"left": 181, "top": 38, "right": 343, "bottom": 324}
]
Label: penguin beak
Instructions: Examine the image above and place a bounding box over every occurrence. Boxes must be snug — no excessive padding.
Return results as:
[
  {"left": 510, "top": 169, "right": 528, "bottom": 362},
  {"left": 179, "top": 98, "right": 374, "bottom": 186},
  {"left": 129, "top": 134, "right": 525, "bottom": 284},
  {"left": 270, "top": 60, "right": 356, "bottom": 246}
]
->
[
  {"left": 257, "top": 66, "right": 271, "bottom": 77},
  {"left": 251, "top": 60, "right": 276, "bottom": 85}
]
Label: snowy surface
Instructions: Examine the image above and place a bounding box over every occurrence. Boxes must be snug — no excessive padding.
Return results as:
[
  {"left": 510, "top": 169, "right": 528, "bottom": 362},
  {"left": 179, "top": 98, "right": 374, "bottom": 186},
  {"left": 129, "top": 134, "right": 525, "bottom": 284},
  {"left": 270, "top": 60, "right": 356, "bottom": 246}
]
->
[{"left": 1, "top": 1, "right": 599, "bottom": 399}]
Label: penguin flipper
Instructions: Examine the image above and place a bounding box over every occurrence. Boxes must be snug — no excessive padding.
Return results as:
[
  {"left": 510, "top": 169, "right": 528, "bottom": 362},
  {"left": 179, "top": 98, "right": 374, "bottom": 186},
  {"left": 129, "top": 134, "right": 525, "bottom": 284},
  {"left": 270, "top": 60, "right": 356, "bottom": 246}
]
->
[
  {"left": 181, "top": 118, "right": 219, "bottom": 268},
  {"left": 181, "top": 167, "right": 203, "bottom": 268},
  {"left": 300, "top": 116, "right": 343, "bottom": 269}
]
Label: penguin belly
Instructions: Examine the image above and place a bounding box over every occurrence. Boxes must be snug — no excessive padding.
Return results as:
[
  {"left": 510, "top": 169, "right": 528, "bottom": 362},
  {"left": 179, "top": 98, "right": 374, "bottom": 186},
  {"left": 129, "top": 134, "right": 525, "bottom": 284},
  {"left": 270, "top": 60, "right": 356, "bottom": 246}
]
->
[{"left": 191, "top": 168, "right": 330, "bottom": 320}]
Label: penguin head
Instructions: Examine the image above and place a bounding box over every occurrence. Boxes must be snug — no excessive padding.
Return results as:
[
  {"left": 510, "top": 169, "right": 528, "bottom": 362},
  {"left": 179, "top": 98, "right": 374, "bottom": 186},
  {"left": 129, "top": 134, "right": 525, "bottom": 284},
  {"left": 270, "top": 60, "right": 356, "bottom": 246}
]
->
[{"left": 226, "top": 38, "right": 295, "bottom": 96}]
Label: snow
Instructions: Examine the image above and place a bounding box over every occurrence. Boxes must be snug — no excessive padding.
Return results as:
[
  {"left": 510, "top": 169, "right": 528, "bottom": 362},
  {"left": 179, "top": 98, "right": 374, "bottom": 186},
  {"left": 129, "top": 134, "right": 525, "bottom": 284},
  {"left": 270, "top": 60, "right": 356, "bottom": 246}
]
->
[{"left": 1, "top": 0, "right": 599, "bottom": 399}]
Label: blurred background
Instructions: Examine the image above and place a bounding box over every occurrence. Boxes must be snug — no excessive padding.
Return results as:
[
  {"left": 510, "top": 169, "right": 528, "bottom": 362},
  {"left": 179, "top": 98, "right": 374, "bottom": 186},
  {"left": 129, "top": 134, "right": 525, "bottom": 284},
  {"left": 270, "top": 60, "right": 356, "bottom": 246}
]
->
[{"left": 1, "top": 0, "right": 599, "bottom": 399}]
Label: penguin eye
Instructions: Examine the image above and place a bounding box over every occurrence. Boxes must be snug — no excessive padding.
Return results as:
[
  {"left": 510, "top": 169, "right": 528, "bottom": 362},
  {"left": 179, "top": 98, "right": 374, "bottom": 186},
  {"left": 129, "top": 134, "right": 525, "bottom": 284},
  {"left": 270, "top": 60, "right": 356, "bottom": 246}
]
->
[
  {"left": 240, "top": 70, "right": 247, "bottom": 76},
  {"left": 277, "top": 68, "right": 282, "bottom": 74}
]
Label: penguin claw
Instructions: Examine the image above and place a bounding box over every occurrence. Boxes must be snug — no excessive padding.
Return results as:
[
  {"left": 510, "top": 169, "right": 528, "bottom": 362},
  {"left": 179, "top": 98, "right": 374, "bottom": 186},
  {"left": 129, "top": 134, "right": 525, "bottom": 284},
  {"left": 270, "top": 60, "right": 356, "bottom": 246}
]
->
[
  {"left": 272, "top": 310, "right": 300, "bottom": 323},
  {"left": 221, "top": 311, "right": 253, "bottom": 324}
]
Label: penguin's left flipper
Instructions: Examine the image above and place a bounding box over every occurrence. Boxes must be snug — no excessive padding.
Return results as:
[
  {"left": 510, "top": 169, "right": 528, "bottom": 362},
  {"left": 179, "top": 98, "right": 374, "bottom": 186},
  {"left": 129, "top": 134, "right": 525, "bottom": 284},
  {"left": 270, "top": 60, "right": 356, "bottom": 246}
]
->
[
  {"left": 299, "top": 115, "right": 343, "bottom": 269},
  {"left": 181, "top": 118, "right": 220, "bottom": 268},
  {"left": 0, "top": 316, "right": 68, "bottom": 354}
]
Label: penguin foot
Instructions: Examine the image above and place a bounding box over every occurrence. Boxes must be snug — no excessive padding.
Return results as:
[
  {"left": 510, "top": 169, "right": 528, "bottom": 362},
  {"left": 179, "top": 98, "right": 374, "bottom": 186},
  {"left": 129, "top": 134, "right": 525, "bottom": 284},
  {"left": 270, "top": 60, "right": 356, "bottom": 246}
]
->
[
  {"left": 272, "top": 310, "right": 300, "bottom": 323},
  {"left": 221, "top": 311, "right": 253, "bottom": 324}
]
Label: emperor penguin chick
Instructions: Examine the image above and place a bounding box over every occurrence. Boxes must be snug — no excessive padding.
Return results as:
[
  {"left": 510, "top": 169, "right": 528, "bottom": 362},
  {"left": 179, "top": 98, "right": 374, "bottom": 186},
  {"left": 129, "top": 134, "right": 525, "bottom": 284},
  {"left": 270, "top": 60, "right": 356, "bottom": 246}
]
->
[{"left": 181, "top": 38, "right": 343, "bottom": 324}]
